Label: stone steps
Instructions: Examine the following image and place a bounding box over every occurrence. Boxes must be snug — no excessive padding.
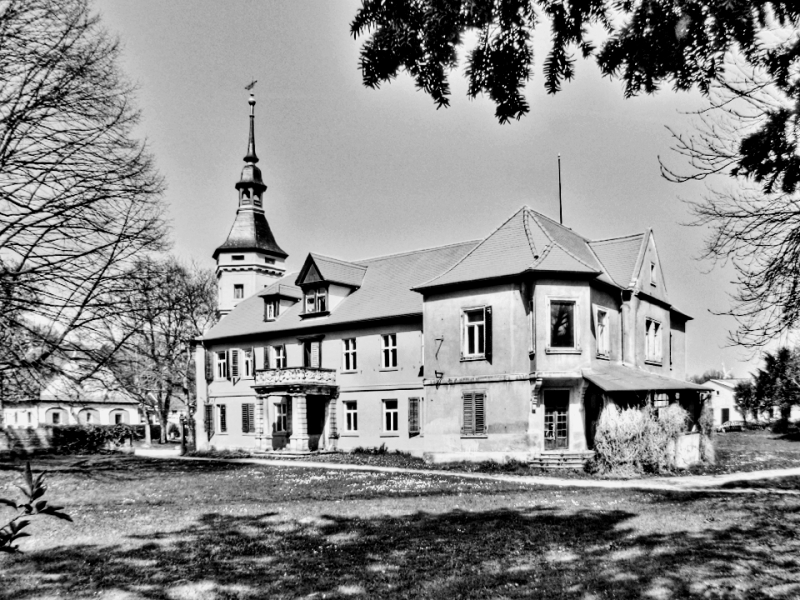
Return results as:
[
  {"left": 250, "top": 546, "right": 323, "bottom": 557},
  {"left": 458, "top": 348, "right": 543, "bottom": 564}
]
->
[{"left": 528, "top": 451, "right": 595, "bottom": 470}]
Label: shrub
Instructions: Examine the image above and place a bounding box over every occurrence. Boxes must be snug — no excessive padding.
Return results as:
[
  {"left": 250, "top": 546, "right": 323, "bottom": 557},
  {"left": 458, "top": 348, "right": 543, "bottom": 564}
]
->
[
  {"left": 50, "top": 424, "right": 133, "bottom": 454},
  {"left": 593, "top": 403, "right": 693, "bottom": 474}
]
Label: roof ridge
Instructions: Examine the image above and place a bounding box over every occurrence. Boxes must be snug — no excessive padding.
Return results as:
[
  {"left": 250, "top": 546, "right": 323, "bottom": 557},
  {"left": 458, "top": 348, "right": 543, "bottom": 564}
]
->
[
  {"left": 590, "top": 232, "right": 646, "bottom": 245},
  {"left": 521, "top": 209, "right": 540, "bottom": 265},
  {"left": 532, "top": 209, "right": 591, "bottom": 242},
  {"left": 414, "top": 208, "right": 528, "bottom": 288},
  {"left": 358, "top": 238, "right": 481, "bottom": 263},
  {"left": 528, "top": 211, "right": 599, "bottom": 273},
  {"left": 309, "top": 252, "right": 368, "bottom": 269}
]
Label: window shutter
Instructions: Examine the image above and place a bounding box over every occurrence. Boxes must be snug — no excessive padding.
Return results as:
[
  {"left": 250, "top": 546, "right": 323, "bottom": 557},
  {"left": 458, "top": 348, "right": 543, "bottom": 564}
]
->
[
  {"left": 242, "top": 403, "right": 249, "bottom": 433},
  {"left": 485, "top": 306, "right": 493, "bottom": 364},
  {"left": 230, "top": 349, "right": 240, "bottom": 378},
  {"left": 248, "top": 347, "right": 254, "bottom": 375},
  {"left": 329, "top": 398, "right": 337, "bottom": 436},
  {"left": 311, "top": 341, "right": 320, "bottom": 368},
  {"left": 262, "top": 346, "right": 270, "bottom": 369},
  {"left": 204, "top": 350, "right": 213, "bottom": 382},
  {"left": 474, "top": 392, "right": 486, "bottom": 434},
  {"left": 409, "top": 398, "right": 420, "bottom": 434},
  {"left": 286, "top": 399, "right": 292, "bottom": 435},
  {"left": 462, "top": 392, "right": 474, "bottom": 435},
  {"left": 225, "top": 351, "right": 231, "bottom": 380},
  {"left": 204, "top": 405, "right": 214, "bottom": 439}
]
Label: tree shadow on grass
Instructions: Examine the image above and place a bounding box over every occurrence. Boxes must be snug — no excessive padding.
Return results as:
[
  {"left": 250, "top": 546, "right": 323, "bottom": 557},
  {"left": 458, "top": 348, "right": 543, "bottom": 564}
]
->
[{"left": 4, "top": 496, "right": 800, "bottom": 600}]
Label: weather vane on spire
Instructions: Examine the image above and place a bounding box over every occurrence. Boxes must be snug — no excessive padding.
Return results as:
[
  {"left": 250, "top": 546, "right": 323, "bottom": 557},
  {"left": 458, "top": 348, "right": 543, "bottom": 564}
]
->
[{"left": 245, "top": 79, "right": 257, "bottom": 91}]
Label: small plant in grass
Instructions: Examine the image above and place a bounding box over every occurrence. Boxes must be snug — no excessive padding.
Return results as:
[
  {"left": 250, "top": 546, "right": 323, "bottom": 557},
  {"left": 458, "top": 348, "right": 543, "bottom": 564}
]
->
[{"left": 0, "top": 463, "right": 72, "bottom": 553}]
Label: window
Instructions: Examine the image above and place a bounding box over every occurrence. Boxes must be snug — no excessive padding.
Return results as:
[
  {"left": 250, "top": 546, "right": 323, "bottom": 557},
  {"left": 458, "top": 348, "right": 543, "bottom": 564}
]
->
[
  {"left": 408, "top": 397, "right": 421, "bottom": 435},
  {"left": 111, "top": 410, "right": 128, "bottom": 425},
  {"left": 721, "top": 408, "right": 730, "bottom": 424},
  {"left": 383, "top": 399, "right": 398, "bottom": 432},
  {"left": 595, "top": 308, "right": 609, "bottom": 357},
  {"left": 27, "top": 412, "right": 31, "bottom": 424},
  {"left": 650, "top": 262, "right": 657, "bottom": 286},
  {"left": 343, "top": 338, "right": 357, "bottom": 371},
  {"left": 303, "top": 339, "right": 321, "bottom": 368},
  {"left": 464, "top": 309, "right": 484, "bottom": 358},
  {"left": 645, "top": 318, "right": 662, "bottom": 363},
  {"left": 275, "top": 402, "right": 288, "bottom": 432},
  {"left": 243, "top": 348, "right": 254, "bottom": 378},
  {"left": 344, "top": 401, "right": 358, "bottom": 432},
  {"left": 218, "top": 404, "right": 227, "bottom": 433},
  {"left": 242, "top": 403, "right": 255, "bottom": 433},
  {"left": 550, "top": 300, "right": 576, "bottom": 349},
  {"left": 52, "top": 411, "right": 61, "bottom": 425},
  {"left": 273, "top": 345, "right": 286, "bottom": 369},
  {"left": 462, "top": 392, "right": 486, "bottom": 436},
  {"left": 264, "top": 299, "right": 279, "bottom": 321},
  {"left": 216, "top": 351, "right": 228, "bottom": 380},
  {"left": 232, "top": 255, "right": 245, "bottom": 261},
  {"left": 234, "top": 284, "right": 244, "bottom": 299},
  {"left": 304, "top": 287, "right": 328, "bottom": 314},
  {"left": 381, "top": 334, "right": 397, "bottom": 369}
]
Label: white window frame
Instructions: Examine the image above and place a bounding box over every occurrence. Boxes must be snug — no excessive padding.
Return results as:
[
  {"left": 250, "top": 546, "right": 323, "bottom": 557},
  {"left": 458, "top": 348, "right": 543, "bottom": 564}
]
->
[
  {"left": 343, "top": 338, "right": 357, "bottom": 372},
  {"left": 275, "top": 401, "right": 288, "bottom": 433},
  {"left": 383, "top": 399, "right": 399, "bottom": 432},
  {"left": 547, "top": 297, "right": 580, "bottom": 353},
  {"left": 462, "top": 307, "right": 487, "bottom": 359},
  {"left": 304, "top": 286, "right": 328, "bottom": 314},
  {"left": 381, "top": 333, "right": 398, "bottom": 369},
  {"left": 233, "top": 284, "right": 244, "bottom": 300},
  {"left": 273, "top": 345, "right": 286, "bottom": 369},
  {"left": 344, "top": 401, "right": 358, "bottom": 432},
  {"left": 265, "top": 300, "right": 278, "bottom": 321},
  {"left": 243, "top": 348, "right": 254, "bottom": 378},
  {"left": 595, "top": 307, "right": 610, "bottom": 358},
  {"left": 215, "top": 351, "right": 228, "bottom": 380},
  {"left": 645, "top": 318, "right": 663, "bottom": 363}
]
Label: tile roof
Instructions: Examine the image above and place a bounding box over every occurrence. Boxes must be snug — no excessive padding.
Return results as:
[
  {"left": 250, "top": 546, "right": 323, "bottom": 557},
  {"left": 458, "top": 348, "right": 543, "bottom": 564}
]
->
[
  {"left": 583, "top": 364, "right": 710, "bottom": 392},
  {"left": 415, "top": 207, "right": 602, "bottom": 290},
  {"left": 588, "top": 233, "right": 646, "bottom": 288},
  {"left": 302, "top": 254, "right": 368, "bottom": 288},
  {"left": 203, "top": 240, "right": 478, "bottom": 341},
  {"left": 263, "top": 281, "right": 302, "bottom": 300}
]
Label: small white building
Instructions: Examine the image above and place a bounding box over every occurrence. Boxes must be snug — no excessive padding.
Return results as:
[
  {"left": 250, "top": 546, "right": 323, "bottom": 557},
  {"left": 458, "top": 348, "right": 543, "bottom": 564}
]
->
[{"left": 705, "top": 379, "right": 747, "bottom": 427}]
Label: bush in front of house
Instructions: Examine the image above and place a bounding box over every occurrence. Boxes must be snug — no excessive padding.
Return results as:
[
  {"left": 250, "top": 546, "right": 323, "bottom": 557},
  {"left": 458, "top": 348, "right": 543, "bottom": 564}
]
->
[
  {"left": 50, "top": 424, "right": 133, "bottom": 454},
  {"left": 591, "top": 404, "right": 693, "bottom": 475}
]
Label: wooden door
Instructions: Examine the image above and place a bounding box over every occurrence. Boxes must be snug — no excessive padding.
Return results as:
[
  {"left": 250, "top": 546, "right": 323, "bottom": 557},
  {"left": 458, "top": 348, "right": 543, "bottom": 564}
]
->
[{"left": 544, "top": 390, "right": 569, "bottom": 450}]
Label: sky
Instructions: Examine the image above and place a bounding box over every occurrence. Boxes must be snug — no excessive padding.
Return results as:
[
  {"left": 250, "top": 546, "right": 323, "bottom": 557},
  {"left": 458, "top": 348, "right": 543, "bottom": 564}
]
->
[{"left": 96, "top": 0, "right": 769, "bottom": 378}]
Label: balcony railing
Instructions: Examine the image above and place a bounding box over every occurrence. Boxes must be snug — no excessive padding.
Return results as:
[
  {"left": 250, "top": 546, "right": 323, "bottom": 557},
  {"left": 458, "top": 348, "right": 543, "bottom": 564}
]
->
[{"left": 254, "top": 367, "right": 337, "bottom": 388}]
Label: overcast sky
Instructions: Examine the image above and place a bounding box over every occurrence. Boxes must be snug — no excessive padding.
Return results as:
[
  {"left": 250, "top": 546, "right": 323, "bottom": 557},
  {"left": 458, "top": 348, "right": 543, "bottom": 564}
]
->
[{"left": 96, "top": 0, "right": 772, "bottom": 378}]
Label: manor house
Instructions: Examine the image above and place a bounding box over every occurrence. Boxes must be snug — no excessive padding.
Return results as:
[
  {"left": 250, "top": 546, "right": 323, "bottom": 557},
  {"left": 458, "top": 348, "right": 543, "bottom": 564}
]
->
[{"left": 194, "top": 97, "right": 707, "bottom": 463}]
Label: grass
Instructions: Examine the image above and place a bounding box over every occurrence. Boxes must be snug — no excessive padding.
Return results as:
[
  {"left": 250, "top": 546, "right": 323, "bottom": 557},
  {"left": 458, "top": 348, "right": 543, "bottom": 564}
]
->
[
  {"left": 690, "top": 428, "right": 800, "bottom": 475},
  {"left": 1, "top": 455, "right": 800, "bottom": 599}
]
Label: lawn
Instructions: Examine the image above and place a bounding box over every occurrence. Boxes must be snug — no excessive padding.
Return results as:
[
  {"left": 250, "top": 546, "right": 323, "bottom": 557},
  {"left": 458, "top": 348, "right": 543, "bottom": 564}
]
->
[
  {"left": 2, "top": 456, "right": 800, "bottom": 599},
  {"left": 701, "top": 428, "right": 800, "bottom": 474}
]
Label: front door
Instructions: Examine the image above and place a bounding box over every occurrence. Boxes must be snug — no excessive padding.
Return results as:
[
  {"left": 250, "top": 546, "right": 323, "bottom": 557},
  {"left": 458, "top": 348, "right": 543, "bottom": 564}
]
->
[
  {"left": 544, "top": 390, "right": 569, "bottom": 450},
  {"left": 306, "top": 396, "right": 326, "bottom": 451}
]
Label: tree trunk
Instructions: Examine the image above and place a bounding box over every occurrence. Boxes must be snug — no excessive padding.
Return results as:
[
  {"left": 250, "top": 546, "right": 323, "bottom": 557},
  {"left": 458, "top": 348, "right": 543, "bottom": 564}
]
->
[{"left": 159, "top": 413, "right": 168, "bottom": 444}]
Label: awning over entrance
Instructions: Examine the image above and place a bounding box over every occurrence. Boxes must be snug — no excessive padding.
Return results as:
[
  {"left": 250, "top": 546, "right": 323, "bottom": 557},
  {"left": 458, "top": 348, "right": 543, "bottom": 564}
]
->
[{"left": 582, "top": 364, "right": 710, "bottom": 393}]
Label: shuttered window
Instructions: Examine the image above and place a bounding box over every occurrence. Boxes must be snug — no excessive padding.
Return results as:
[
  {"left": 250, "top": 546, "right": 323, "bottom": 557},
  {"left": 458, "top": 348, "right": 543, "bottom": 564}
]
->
[
  {"left": 242, "top": 403, "right": 255, "bottom": 433},
  {"left": 304, "top": 340, "right": 321, "bottom": 368},
  {"left": 408, "top": 397, "right": 420, "bottom": 435},
  {"left": 462, "top": 306, "right": 492, "bottom": 362},
  {"left": 261, "top": 346, "right": 270, "bottom": 369},
  {"left": 462, "top": 392, "right": 486, "bottom": 436}
]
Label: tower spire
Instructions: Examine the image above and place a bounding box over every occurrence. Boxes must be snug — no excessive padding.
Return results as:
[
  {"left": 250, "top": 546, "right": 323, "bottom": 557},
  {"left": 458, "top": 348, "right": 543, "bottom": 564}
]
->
[{"left": 244, "top": 94, "right": 258, "bottom": 164}]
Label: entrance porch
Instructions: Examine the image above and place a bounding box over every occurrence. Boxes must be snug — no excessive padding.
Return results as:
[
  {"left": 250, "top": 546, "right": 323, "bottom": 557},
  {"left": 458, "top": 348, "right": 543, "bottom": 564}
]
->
[{"left": 252, "top": 367, "right": 339, "bottom": 452}]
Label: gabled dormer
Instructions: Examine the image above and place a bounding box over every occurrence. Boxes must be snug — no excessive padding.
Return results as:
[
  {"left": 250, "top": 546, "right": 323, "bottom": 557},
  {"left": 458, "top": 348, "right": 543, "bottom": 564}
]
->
[
  {"left": 261, "top": 281, "right": 302, "bottom": 322},
  {"left": 295, "top": 253, "right": 367, "bottom": 318},
  {"left": 631, "top": 229, "right": 669, "bottom": 304}
]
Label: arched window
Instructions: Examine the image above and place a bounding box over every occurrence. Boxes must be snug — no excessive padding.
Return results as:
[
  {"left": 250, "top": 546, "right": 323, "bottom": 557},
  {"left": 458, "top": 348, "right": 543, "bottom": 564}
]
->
[
  {"left": 78, "top": 408, "right": 101, "bottom": 425},
  {"left": 46, "top": 408, "right": 68, "bottom": 426},
  {"left": 110, "top": 409, "right": 129, "bottom": 425}
]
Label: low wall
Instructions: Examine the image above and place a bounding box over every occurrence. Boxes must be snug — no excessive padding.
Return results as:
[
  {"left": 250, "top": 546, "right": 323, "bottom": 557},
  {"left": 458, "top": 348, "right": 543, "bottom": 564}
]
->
[{"left": 671, "top": 432, "right": 703, "bottom": 469}]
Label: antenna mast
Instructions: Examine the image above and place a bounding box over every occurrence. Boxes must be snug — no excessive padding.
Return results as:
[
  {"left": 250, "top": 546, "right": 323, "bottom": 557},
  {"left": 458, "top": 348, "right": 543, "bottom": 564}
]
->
[{"left": 558, "top": 153, "right": 563, "bottom": 225}]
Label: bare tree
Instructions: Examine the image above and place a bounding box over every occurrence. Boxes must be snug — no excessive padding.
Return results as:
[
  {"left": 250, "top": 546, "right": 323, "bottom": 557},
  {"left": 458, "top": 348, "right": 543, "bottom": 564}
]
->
[
  {"left": 102, "top": 258, "right": 217, "bottom": 444},
  {"left": 662, "top": 56, "right": 800, "bottom": 348},
  {"left": 0, "top": 0, "right": 168, "bottom": 418}
]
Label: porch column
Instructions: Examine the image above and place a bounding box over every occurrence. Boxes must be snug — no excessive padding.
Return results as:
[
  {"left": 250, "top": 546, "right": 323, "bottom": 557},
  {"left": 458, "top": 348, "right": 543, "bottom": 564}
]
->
[
  {"left": 254, "top": 395, "right": 267, "bottom": 451},
  {"left": 289, "top": 393, "right": 308, "bottom": 451}
]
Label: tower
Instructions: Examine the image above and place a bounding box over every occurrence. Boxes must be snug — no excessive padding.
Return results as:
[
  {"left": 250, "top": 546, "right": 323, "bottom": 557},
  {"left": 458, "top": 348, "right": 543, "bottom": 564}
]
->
[{"left": 214, "top": 95, "right": 288, "bottom": 316}]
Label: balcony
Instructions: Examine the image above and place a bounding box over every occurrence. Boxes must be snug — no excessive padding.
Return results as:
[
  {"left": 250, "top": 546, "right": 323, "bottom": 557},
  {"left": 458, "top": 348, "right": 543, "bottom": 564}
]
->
[{"left": 253, "top": 367, "right": 337, "bottom": 395}]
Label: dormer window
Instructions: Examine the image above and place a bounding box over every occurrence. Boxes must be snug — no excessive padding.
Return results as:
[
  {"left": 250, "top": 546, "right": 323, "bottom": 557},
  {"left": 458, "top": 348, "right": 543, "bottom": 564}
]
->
[
  {"left": 264, "top": 299, "right": 279, "bottom": 321},
  {"left": 304, "top": 286, "right": 328, "bottom": 314}
]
